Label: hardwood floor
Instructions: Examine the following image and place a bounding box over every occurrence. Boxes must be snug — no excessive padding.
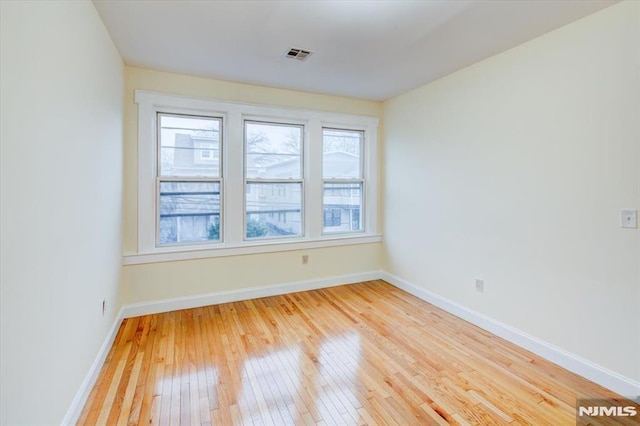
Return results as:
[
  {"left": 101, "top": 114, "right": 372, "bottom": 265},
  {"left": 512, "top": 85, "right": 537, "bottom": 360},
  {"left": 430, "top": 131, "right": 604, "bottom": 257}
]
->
[{"left": 78, "top": 280, "right": 625, "bottom": 425}]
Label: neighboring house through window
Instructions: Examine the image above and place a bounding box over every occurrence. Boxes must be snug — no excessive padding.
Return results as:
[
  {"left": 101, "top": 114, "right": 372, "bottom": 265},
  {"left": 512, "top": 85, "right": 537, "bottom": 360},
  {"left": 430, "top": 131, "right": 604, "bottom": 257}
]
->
[
  {"left": 244, "top": 121, "right": 303, "bottom": 239},
  {"left": 157, "top": 113, "right": 222, "bottom": 245},
  {"left": 322, "top": 129, "right": 364, "bottom": 234}
]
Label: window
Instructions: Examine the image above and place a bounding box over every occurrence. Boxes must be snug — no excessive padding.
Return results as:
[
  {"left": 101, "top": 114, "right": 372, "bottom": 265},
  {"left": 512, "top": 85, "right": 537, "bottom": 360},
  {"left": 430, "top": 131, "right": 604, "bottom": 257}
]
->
[
  {"left": 245, "top": 121, "right": 303, "bottom": 239},
  {"left": 199, "top": 145, "right": 213, "bottom": 160},
  {"left": 157, "top": 113, "right": 222, "bottom": 245},
  {"left": 133, "top": 91, "right": 379, "bottom": 263},
  {"left": 322, "top": 129, "right": 363, "bottom": 234},
  {"left": 323, "top": 208, "right": 342, "bottom": 227}
]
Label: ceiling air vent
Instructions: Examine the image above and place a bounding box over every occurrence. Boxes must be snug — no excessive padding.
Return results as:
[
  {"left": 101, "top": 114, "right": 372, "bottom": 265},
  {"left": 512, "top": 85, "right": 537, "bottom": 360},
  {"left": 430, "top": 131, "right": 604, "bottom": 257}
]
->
[{"left": 285, "top": 47, "right": 313, "bottom": 61}]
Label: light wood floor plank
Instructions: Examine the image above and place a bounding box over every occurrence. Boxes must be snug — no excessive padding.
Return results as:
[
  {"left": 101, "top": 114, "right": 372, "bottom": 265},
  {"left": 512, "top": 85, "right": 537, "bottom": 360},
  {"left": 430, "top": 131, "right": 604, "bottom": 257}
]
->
[{"left": 79, "top": 280, "right": 628, "bottom": 425}]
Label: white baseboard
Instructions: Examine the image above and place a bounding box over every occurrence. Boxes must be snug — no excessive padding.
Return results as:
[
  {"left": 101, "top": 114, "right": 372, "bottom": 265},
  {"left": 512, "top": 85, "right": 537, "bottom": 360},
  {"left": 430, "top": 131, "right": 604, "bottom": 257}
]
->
[
  {"left": 381, "top": 272, "right": 640, "bottom": 399},
  {"left": 61, "top": 306, "right": 125, "bottom": 425},
  {"left": 122, "top": 271, "right": 383, "bottom": 318},
  {"left": 63, "top": 270, "right": 639, "bottom": 424}
]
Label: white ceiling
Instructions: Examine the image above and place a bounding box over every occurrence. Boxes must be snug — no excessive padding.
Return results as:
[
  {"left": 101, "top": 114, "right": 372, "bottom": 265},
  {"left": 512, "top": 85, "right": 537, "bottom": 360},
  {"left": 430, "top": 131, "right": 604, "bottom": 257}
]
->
[{"left": 93, "top": 0, "right": 617, "bottom": 101}]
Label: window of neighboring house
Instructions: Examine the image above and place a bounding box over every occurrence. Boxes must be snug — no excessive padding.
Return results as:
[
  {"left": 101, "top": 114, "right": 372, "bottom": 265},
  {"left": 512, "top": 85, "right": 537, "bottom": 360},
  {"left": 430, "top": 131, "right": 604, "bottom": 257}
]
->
[
  {"left": 322, "top": 128, "right": 364, "bottom": 234},
  {"left": 157, "top": 113, "right": 222, "bottom": 245},
  {"left": 132, "top": 91, "right": 379, "bottom": 263},
  {"left": 244, "top": 121, "right": 303, "bottom": 239},
  {"left": 323, "top": 208, "right": 342, "bottom": 227},
  {"left": 199, "top": 145, "right": 213, "bottom": 160}
]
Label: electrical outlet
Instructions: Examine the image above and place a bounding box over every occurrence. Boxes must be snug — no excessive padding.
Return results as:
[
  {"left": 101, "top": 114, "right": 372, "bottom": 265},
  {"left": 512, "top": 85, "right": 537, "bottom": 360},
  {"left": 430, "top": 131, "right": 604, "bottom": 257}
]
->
[
  {"left": 621, "top": 209, "right": 637, "bottom": 229},
  {"left": 302, "top": 255, "right": 309, "bottom": 265},
  {"left": 102, "top": 298, "right": 106, "bottom": 316},
  {"left": 475, "top": 279, "right": 484, "bottom": 293}
]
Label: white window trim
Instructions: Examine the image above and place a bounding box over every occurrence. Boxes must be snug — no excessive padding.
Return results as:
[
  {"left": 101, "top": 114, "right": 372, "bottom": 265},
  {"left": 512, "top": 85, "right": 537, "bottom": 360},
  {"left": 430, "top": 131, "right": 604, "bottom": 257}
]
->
[
  {"left": 322, "top": 127, "right": 365, "bottom": 236},
  {"left": 243, "top": 120, "right": 305, "bottom": 242},
  {"left": 130, "top": 90, "right": 380, "bottom": 265},
  {"left": 156, "top": 112, "right": 223, "bottom": 247}
]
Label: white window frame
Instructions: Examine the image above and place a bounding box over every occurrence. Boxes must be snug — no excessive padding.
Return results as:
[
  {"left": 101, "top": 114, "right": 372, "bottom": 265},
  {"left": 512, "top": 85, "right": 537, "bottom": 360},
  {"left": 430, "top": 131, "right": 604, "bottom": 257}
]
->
[
  {"left": 321, "top": 127, "right": 365, "bottom": 236},
  {"left": 156, "top": 112, "right": 223, "bottom": 247},
  {"left": 129, "top": 90, "right": 380, "bottom": 265},
  {"left": 243, "top": 119, "right": 305, "bottom": 241}
]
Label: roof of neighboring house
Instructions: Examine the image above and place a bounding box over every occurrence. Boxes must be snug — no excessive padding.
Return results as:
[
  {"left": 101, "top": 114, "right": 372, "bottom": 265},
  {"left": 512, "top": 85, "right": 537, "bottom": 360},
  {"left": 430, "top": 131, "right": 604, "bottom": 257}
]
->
[{"left": 263, "top": 151, "right": 359, "bottom": 178}]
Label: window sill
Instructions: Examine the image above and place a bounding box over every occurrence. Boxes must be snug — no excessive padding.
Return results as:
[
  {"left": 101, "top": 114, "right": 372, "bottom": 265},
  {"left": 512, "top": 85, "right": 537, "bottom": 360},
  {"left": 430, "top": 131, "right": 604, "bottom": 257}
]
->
[{"left": 122, "top": 234, "right": 383, "bottom": 265}]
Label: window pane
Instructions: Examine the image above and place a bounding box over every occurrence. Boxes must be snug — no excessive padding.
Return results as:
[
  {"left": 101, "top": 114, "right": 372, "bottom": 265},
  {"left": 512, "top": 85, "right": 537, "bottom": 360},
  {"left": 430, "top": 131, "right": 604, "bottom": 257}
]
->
[
  {"left": 323, "top": 182, "right": 362, "bottom": 233},
  {"left": 245, "top": 182, "right": 302, "bottom": 239},
  {"left": 323, "top": 129, "right": 362, "bottom": 179},
  {"left": 159, "top": 181, "right": 221, "bottom": 244},
  {"left": 159, "top": 114, "right": 221, "bottom": 178},
  {"left": 245, "top": 122, "right": 302, "bottom": 179}
]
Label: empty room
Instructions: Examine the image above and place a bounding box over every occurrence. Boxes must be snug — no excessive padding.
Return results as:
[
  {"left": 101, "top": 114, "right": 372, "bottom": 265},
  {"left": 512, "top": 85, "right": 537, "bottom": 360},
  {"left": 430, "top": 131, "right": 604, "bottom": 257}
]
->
[{"left": 1, "top": 0, "right": 639, "bottom": 424}]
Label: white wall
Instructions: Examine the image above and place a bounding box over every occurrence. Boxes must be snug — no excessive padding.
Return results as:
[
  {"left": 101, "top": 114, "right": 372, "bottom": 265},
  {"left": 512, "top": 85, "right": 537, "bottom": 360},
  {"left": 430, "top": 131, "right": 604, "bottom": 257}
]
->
[
  {"left": 0, "top": 1, "right": 124, "bottom": 423},
  {"left": 384, "top": 0, "right": 640, "bottom": 384},
  {"left": 121, "top": 67, "right": 383, "bottom": 304}
]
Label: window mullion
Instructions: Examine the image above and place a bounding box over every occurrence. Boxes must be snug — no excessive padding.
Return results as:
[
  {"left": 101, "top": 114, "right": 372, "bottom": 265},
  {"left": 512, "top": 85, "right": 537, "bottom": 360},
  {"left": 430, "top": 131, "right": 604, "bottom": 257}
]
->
[
  {"left": 307, "top": 120, "right": 323, "bottom": 239},
  {"left": 225, "top": 111, "right": 243, "bottom": 246}
]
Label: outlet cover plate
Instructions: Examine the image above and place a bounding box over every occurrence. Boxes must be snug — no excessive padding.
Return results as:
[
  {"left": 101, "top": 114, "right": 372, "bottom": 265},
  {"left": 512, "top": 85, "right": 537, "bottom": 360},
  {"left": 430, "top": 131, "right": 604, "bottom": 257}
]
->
[{"left": 621, "top": 209, "right": 637, "bottom": 229}]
